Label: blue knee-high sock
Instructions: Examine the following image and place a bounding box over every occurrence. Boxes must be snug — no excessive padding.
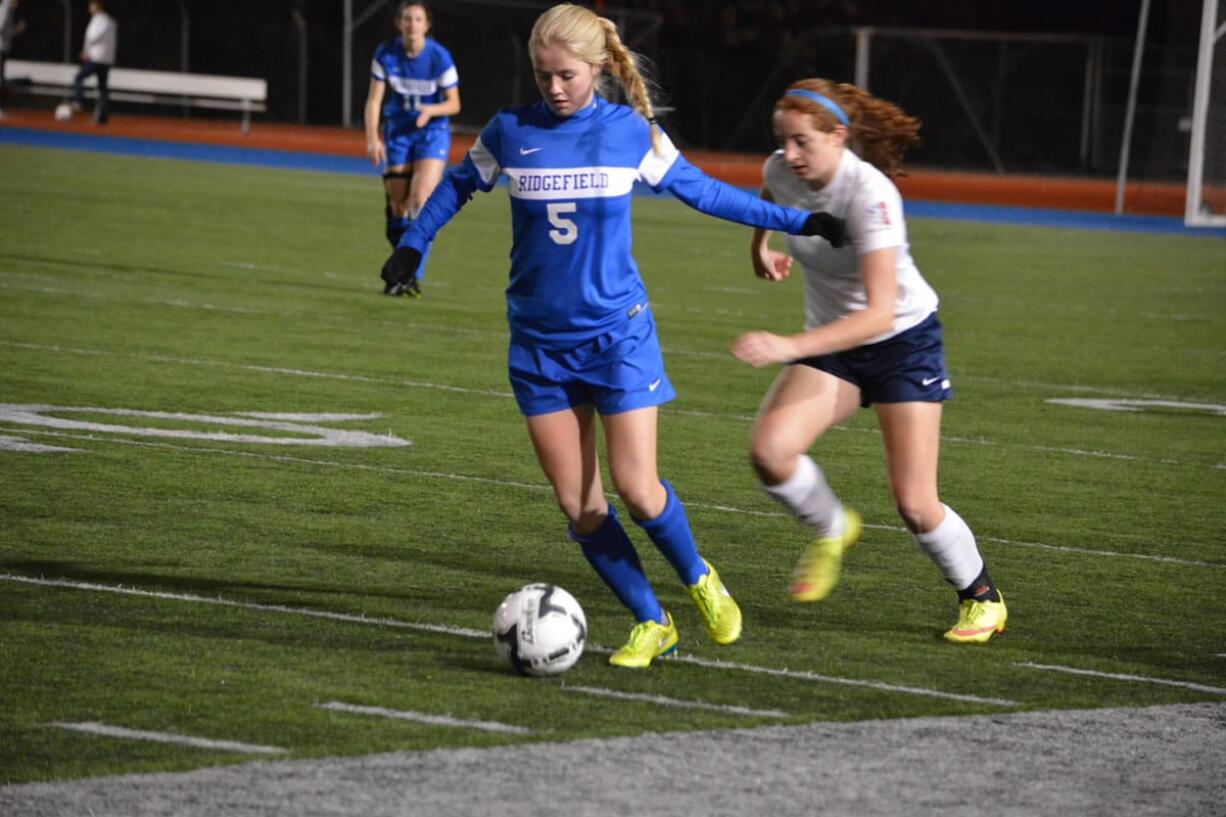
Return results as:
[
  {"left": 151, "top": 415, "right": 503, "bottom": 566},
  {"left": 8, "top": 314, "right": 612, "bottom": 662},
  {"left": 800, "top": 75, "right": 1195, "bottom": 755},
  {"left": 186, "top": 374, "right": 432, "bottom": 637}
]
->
[
  {"left": 386, "top": 214, "right": 407, "bottom": 249},
  {"left": 569, "top": 505, "right": 663, "bottom": 624},
  {"left": 634, "top": 480, "right": 708, "bottom": 586},
  {"left": 407, "top": 207, "right": 430, "bottom": 280},
  {"left": 415, "top": 237, "right": 431, "bottom": 281}
]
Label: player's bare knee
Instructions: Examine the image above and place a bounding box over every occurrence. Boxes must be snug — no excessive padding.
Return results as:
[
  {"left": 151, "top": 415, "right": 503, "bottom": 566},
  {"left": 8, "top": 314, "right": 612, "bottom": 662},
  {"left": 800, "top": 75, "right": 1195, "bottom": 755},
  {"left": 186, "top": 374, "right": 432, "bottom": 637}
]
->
[
  {"left": 749, "top": 438, "right": 794, "bottom": 484},
  {"left": 894, "top": 495, "right": 940, "bottom": 534},
  {"left": 614, "top": 482, "right": 663, "bottom": 521},
  {"left": 563, "top": 502, "right": 606, "bottom": 535}
]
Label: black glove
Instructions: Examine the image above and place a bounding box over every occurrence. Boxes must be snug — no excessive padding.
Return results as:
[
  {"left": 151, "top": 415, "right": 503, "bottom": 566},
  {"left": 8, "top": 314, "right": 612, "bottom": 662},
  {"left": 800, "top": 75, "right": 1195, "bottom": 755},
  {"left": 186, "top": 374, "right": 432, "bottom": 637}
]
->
[
  {"left": 381, "top": 246, "right": 422, "bottom": 294},
  {"left": 801, "top": 212, "right": 847, "bottom": 248}
]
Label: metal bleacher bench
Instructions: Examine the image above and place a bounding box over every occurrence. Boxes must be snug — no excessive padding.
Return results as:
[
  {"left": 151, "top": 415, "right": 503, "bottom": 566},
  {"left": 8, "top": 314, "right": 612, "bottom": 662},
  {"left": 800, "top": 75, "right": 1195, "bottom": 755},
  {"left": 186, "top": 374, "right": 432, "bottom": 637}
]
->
[{"left": 7, "top": 59, "right": 268, "bottom": 132}]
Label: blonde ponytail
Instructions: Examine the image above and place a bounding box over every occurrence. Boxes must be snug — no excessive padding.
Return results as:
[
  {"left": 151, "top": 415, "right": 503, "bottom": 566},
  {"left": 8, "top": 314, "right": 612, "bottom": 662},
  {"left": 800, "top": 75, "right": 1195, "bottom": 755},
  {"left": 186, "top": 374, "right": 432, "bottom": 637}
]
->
[
  {"left": 529, "top": 4, "right": 661, "bottom": 153},
  {"left": 597, "top": 17, "right": 660, "bottom": 153}
]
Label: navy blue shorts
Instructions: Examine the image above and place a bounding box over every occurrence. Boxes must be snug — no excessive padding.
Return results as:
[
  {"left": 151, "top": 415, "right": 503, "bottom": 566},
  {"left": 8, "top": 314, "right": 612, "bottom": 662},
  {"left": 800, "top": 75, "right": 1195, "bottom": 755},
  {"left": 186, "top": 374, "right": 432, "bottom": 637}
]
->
[
  {"left": 795, "top": 312, "right": 952, "bottom": 407},
  {"left": 384, "top": 126, "right": 450, "bottom": 168},
  {"left": 507, "top": 306, "right": 676, "bottom": 417}
]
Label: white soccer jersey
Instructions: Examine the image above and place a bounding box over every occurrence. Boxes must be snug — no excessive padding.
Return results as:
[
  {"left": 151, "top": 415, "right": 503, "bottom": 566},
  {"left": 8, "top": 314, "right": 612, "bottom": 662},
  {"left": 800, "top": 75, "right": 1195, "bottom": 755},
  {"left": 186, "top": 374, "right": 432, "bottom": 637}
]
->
[{"left": 763, "top": 148, "right": 937, "bottom": 343}]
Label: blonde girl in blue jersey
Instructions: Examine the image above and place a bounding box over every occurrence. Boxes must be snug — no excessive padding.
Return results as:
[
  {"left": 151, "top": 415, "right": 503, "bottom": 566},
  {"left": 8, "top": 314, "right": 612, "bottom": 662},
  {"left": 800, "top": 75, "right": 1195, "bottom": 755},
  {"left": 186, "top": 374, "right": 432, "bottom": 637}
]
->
[
  {"left": 382, "top": 5, "right": 845, "bottom": 668},
  {"left": 732, "top": 79, "right": 1007, "bottom": 644},
  {"left": 364, "top": 1, "right": 460, "bottom": 296}
]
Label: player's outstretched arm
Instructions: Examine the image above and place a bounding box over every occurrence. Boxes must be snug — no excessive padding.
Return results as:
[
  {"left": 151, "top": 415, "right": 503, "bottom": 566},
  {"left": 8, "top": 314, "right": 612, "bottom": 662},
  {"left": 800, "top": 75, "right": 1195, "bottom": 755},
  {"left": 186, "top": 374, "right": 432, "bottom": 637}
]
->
[
  {"left": 379, "top": 156, "right": 483, "bottom": 288},
  {"left": 662, "top": 157, "right": 845, "bottom": 246},
  {"left": 395, "top": 157, "right": 482, "bottom": 252}
]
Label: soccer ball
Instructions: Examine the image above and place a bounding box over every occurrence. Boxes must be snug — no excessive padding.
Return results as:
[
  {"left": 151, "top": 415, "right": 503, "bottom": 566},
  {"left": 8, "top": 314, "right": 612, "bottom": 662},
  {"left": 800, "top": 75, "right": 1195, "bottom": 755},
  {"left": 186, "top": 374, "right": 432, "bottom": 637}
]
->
[
  {"left": 492, "top": 583, "right": 586, "bottom": 676},
  {"left": 54, "top": 102, "right": 74, "bottom": 122}
]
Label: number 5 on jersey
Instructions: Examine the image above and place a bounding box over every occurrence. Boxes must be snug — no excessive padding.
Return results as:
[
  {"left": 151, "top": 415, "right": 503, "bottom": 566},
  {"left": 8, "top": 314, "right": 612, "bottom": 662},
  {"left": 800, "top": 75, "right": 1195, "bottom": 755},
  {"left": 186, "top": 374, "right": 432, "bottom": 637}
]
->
[{"left": 547, "top": 202, "right": 578, "bottom": 245}]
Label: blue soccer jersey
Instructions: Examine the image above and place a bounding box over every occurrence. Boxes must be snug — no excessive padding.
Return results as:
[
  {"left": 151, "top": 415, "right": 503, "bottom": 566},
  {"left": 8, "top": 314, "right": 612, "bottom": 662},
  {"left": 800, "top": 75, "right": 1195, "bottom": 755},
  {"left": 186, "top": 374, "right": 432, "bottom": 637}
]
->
[
  {"left": 402, "top": 96, "right": 811, "bottom": 346},
  {"left": 371, "top": 37, "right": 458, "bottom": 133}
]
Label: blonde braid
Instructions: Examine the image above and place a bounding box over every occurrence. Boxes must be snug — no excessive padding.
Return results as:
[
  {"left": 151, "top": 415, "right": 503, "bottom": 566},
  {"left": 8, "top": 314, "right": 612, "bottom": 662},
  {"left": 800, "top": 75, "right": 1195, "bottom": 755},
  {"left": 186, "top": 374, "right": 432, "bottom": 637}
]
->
[{"left": 597, "top": 16, "right": 661, "bottom": 153}]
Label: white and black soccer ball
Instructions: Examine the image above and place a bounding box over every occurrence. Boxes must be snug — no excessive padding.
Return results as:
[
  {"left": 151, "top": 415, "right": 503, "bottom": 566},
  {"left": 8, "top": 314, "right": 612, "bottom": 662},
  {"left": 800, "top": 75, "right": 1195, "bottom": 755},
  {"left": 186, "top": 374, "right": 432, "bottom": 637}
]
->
[
  {"left": 54, "top": 102, "right": 74, "bottom": 122},
  {"left": 492, "top": 583, "right": 586, "bottom": 677}
]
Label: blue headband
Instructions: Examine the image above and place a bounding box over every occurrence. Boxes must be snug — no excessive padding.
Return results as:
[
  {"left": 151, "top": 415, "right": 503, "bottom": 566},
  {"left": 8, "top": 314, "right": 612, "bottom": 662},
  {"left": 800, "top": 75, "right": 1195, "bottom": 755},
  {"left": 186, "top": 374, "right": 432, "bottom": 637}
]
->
[{"left": 784, "top": 89, "right": 849, "bottom": 126}]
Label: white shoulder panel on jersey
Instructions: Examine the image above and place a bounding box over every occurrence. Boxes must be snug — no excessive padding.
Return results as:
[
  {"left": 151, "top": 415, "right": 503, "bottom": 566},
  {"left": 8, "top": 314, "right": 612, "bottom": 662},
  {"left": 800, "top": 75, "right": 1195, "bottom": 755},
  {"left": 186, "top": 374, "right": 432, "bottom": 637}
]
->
[
  {"left": 637, "top": 128, "right": 680, "bottom": 187},
  {"left": 371, "top": 57, "right": 386, "bottom": 81},
  {"left": 469, "top": 137, "right": 501, "bottom": 187},
  {"left": 504, "top": 167, "right": 639, "bottom": 200},
  {"left": 438, "top": 65, "right": 459, "bottom": 88}
]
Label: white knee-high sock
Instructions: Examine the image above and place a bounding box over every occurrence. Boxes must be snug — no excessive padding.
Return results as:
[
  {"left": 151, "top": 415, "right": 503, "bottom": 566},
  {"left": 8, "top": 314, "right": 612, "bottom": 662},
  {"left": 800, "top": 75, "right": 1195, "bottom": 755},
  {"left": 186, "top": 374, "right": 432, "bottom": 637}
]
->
[
  {"left": 914, "top": 504, "right": 983, "bottom": 590},
  {"left": 760, "top": 455, "right": 843, "bottom": 538}
]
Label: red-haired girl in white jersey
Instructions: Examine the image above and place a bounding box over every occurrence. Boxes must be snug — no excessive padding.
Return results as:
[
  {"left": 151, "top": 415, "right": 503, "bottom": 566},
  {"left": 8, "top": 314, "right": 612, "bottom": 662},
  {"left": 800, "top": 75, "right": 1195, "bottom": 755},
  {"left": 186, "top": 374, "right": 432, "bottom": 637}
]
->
[{"left": 732, "top": 79, "right": 1007, "bottom": 644}]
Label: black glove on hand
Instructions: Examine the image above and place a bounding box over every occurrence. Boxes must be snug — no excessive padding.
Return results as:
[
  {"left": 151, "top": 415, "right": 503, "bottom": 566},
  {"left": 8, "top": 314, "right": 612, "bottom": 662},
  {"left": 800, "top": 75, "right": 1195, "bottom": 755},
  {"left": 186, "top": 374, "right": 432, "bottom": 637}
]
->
[
  {"left": 381, "top": 246, "right": 422, "bottom": 294},
  {"left": 801, "top": 212, "right": 847, "bottom": 248}
]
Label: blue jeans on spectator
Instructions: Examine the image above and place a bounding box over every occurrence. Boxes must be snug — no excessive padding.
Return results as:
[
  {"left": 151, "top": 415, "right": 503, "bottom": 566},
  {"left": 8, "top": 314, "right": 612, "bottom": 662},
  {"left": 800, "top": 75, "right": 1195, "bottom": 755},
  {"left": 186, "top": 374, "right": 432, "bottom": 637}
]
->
[{"left": 73, "top": 61, "right": 110, "bottom": 123}]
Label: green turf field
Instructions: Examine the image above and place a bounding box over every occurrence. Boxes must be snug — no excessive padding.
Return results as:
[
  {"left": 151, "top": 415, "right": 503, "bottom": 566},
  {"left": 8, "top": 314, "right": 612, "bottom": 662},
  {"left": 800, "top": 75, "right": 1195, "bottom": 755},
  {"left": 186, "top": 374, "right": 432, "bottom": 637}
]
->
[{"left": 1, "top": 144, "right": 1223, "bottom": 785}]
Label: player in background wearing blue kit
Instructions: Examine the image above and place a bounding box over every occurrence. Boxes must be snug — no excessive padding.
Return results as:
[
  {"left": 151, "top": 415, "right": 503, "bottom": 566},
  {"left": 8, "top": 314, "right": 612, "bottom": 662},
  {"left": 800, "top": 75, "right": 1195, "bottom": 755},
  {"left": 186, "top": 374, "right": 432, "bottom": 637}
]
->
[
  {"left": 381, "top": 4, "right": 847, "bottom": 668},
  {"left": 364, "top": 1, "right": 459, "bottom": 298},
  {"left": 731, "top": 79, "right": 1007, "bottom": 644}
]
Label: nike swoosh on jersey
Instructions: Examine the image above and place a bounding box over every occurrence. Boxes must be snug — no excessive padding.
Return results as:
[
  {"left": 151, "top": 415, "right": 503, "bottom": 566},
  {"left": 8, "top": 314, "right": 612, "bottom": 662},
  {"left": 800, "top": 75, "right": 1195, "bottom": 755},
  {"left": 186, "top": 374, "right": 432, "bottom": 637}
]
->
[{"left": 518, "top": 147, "right": 543, "bottom": 155}]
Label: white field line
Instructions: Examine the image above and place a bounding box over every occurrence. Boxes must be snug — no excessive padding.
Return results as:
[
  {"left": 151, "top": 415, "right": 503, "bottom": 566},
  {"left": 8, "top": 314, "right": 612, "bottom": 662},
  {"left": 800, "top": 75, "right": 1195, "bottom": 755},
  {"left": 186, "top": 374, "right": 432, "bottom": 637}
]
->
[
  {"left": 0, "top": 429, "right": 555, "bottom": 493},
  {"left": 316, "top": 702, "right": 531, "bottom": 735},
  {"left": 0, "top": 279, "right": 494, "bottom": 334},
  {"left": 2, "top": 573, "right": 1010, "bottom": 708},
  {"left": 563, "top": 685, "right": 789, "bottom": 718},
  {"left": 3, "top": 339, "right": 1221, "bottom": 471},
  {"left": 50, "top": 721, "right": 287, "bottom": 754},
  {"left": 1, "top": 573, "right": 489, "bottom": 639},
  {"left": 7, "top": 428, "right": 1223, "bottom": 571},
  {"left": 952, "top": 373, "right": 1222, "bottom": 403},
  {"left": 669, "top": 654, "right": 1019, "bottom": 708},
  {"left": 3, "top": 278, "right": 1216, "bottom": 394},
  {"left": 0, "top": 340, "right": 513, "bottom": 399},
  {"left": 1017, "top": 662, "right": 1226, "bottom": 695}
]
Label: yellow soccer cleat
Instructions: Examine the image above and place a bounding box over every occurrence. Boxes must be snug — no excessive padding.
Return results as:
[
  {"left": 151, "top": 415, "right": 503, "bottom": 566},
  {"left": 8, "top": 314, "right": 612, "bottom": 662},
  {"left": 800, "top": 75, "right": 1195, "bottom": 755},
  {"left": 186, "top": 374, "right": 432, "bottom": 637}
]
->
[
  {"left": 688, "top": 559, "right": 743, "bottom": 645},
  {"left": 790, "top": 507, "right": 862, "bottom": 602},
  {"left": 944, "top": 592, "right": 1008, "bottom": 644},
  {"left": 608, "top": 611, "right": 679, "bottom": 669}
]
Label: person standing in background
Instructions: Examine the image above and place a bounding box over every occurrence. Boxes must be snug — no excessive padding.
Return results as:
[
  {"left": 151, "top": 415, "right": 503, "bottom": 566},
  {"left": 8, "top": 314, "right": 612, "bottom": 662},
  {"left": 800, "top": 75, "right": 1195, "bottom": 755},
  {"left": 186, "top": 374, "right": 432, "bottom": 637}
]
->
[
  {"left": 0, "top": 0, "right": 26, "bottom": 119},
  {"left": 364, "top": 1, "right": 460, "bottom": 298},
  {"left": 72, "top": 0, "right": 117, "bottom": 124}
]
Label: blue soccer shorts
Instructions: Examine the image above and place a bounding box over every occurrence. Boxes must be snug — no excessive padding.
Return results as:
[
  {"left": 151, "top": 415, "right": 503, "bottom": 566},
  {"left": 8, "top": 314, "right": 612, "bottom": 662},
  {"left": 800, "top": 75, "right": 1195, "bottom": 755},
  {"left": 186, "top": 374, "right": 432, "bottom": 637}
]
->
[
  {"left": 507, "top": 306, "right": 677, "bottom": 417},
  {"left": 384, "top": 126, "right": 450, "bottom": 168},
  {"left": 795, "top": 311, "right": 953, "bottom": 407}
]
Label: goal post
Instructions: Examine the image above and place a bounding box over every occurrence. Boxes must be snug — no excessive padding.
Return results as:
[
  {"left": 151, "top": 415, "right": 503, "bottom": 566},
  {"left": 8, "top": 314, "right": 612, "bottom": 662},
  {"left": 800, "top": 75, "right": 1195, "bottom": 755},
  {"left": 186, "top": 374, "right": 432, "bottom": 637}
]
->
[{"left": 1186, "top": 0, "right": 1226, "bottom": 226}]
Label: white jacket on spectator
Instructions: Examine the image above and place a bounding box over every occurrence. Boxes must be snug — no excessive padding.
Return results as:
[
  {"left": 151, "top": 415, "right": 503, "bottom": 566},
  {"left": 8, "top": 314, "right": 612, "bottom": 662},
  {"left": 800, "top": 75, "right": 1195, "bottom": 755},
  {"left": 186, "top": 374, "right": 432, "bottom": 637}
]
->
[{"left": 83, "top": 8, "right": 117, "bottom": 65}]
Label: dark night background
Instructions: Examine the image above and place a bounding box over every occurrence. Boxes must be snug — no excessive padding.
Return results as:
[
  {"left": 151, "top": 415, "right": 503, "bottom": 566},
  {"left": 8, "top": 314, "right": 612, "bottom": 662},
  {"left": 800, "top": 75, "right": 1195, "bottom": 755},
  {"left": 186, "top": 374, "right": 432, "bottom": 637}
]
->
[{"left": 3, "top": 1, "right": 1209, "bottom": 178}]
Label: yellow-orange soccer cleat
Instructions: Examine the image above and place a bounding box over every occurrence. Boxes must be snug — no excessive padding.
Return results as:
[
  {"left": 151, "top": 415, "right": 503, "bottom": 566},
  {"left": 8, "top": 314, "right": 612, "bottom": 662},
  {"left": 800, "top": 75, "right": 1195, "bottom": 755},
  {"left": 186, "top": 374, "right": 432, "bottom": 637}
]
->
[
  {"left": 608, "top": 611, "right": 679, "bottom": 668},
  {"left": 688, "top": 559, "right": 742, "bottom": 645},
  {"left": 944, "top": 592, "right": 1008, "bottom": 644},
  {"left": 790, "top": 508, "right": 862, "bottom": 602}
]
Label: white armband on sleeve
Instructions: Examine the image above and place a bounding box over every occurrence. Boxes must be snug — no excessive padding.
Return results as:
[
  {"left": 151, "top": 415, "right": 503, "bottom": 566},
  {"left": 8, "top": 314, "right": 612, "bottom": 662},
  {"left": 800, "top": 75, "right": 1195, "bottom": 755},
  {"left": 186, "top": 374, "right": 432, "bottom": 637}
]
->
[
  {"left": 637, "top": 128, "right": 680, "bottom": 189},
  {"left": 469, "top": 136, "right": 501, "bottom": 189}
]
